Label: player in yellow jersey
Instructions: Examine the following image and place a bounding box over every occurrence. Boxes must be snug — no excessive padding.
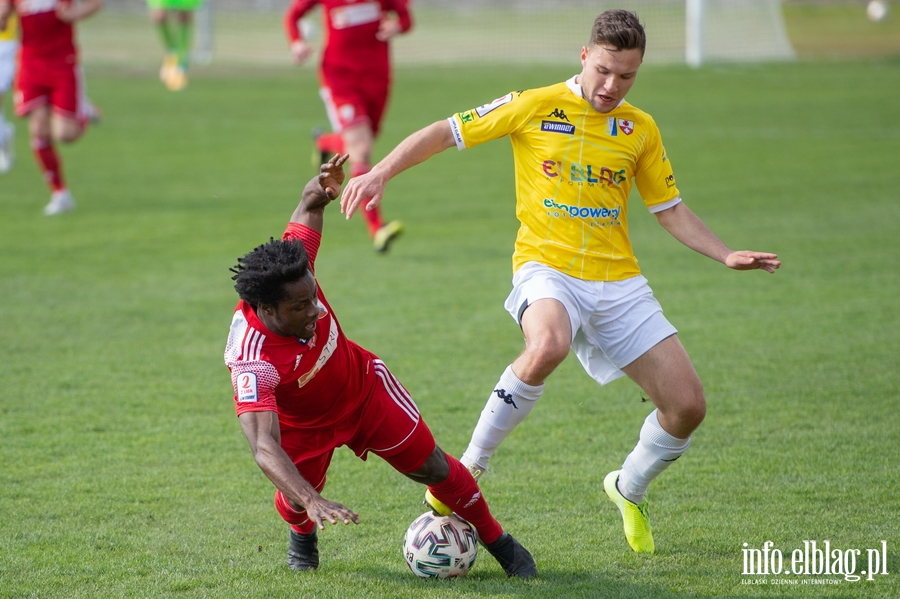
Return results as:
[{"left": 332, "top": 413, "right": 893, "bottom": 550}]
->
[
  {"left": 340, "top": 10, "right": 780, "bottom": 555},
  {"left": 0, "top": 11, "right": 17, "bottom": 172}
]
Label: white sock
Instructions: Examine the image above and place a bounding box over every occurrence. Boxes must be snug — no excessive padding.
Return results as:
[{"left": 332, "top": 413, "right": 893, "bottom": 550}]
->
[
  {"left": 618, "top": 409, "right": 691, "bottom": 503},
  {"left": 461, "top": 365, "right": 544, "bottom": 471}
]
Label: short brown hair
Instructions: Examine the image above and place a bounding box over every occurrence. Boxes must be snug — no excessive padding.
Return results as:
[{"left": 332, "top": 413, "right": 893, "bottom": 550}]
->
[{"left": 589, "top": 10, "right": 646, "bottom": 56}]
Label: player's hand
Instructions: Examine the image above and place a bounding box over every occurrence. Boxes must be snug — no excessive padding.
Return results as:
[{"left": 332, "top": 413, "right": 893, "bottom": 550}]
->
[
  {"left": 305, "top": 497, "right": 360, "bottom": 530},
  {"left": 376, "top": 15, "right": 401, "bottom": 41},
  {"left": 319, "top": 153, "right": 348, "bottom": 200},
  {"left": 340, "top": 170, "right": 386, "bottom": 219},
  {"left": 725, "top": 251, "right": 781, "bottom": 273},
  {"left": 55, "top": 2, "right": 77, "bottom": 22},
  {"left": 290, "top": 40, "right": 313, "bottom": 64}
]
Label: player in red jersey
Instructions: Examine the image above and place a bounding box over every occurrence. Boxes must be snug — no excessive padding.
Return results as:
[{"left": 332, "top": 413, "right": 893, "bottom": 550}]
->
[
  {"left": 224, "top": 154, "right": 537, "bottom": 577},
  {"left": 0, "top": 0, "right": 101, "bottom": 215},
  {"left": 284, "top": 0, "right": 408, "bottom": 252}
]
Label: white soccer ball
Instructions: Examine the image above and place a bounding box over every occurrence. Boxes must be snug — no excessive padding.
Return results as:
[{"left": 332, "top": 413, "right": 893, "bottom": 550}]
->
[
  {"left": 403, "top": 511, "right": 478, "bottom": 578},
  {"left": 867, "top": 0, "right": 889, "bottom": 22}
]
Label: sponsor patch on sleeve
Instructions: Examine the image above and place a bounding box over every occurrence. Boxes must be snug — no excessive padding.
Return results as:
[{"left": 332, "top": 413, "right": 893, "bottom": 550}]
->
[{"left": 236, "top": 372, "right": 259, "bottom": 403}]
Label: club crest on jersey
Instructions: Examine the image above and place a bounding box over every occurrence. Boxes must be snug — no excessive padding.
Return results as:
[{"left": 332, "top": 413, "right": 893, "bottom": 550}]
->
[{"left": 618, "top": 119, "right": 635, "bottom": 135}]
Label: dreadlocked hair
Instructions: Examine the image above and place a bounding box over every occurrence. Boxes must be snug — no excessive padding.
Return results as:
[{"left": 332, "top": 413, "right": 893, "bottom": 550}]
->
[{"left": 230, "top": 238, "right": 310, "bottom": 308}]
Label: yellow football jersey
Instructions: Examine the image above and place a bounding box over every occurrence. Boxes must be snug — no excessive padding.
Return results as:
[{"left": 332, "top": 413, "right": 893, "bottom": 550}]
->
[
  {"left": 0, "top": 13, "right": 19, "bottom": 42},
  {"left": 449, "top": 76, "right": 680, "bottom": 282},
  {"left": 0, "top": 13, "right": 17, "bottom": 42}
]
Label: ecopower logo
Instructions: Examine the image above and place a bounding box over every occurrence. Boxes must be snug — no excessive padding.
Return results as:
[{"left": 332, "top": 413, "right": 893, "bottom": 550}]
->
[{"left": 741, "top": 540, "right": 889, "bottom": 585}]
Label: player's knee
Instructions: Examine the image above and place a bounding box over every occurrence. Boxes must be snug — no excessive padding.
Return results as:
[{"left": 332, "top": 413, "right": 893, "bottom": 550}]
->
[
  {"left": 404, "top": 446, "right": 449, "bottom": 486},
  {"left": 677, "top": 390, "right": 706, "bottom": 431}
]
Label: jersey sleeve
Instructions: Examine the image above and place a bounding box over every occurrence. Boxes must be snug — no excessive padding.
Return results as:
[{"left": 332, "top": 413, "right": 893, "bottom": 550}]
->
[
  {"left": 283, "top": 222, "right": 322, "bottom": 271},
  {"left": 284, "top": 0, "right": 318, "bottom": 43},
  {"left": 389, "top": 0, "right": 412, "bottom": 33},
  {"left": 448, "top": 90, "right": 536, "bottom": 150},
  {"left": 229, "top": 360, "right": 281, "bottom": 416},
  {"left": 634, "top": 116, "right": 681, "bottom": 210}
]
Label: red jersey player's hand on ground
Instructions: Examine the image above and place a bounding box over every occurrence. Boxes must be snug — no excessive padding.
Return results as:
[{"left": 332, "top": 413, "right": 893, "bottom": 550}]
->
[
  {"left": 725, "top": 251, "right": 781, "bottom": 273},
  {"left": 290, "top": 40, "right": 313, "bottom": 64},
  {"left": 340, "top": 170, "right": 386, "bottom": 219},
  {"left": 304, "top": 496, "right": 360, "bottom": 530},
  {"left": 376, "top": 15, "right": 402, "bottom": 41}
]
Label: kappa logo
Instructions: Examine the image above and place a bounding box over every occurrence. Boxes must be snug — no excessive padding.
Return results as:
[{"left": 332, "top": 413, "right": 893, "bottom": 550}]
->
[
  {"left": 547, "top": 108, "right": 570, "bottom": 121},
  {"left": 494, "top": 388, "right": 517, "bottom": 409}
]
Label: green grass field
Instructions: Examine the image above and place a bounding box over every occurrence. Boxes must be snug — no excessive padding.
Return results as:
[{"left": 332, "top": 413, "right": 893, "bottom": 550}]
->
[{"left": 1, "top": 54, "right": 899, "bottom": 598}]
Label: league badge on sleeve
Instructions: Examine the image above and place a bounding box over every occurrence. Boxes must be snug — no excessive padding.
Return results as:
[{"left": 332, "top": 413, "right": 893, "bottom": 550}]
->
[{"left": 237, "top": 372, "right": 258, "bottom": 403}]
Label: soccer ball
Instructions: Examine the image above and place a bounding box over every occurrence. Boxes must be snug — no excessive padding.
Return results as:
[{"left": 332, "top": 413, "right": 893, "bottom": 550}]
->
[
  {"left": 867, "top": 0, "right": 889, "bottom": 22},
  {"left": 403, "top": 511, "right": 478, "bottom": 578}
]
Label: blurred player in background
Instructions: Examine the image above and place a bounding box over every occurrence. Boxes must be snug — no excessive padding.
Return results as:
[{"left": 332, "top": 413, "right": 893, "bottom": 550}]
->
[
  {"left": 225, "top": 154, "right": 537, "bottom": 578},
  {"left": 0, "top": 10, "right": 16, "bottom": 173},
  {"left": 283, "top": 0, "right": 409, "bottom": 252},
  {"left": 147, "top": 0, "right": 199, "bottom": 92},
  {"left": 0, "top": 0, "right": 102, "bottom": 215},
  {"left": 342, "top": 10, "right": 780, "bottom": 554}
]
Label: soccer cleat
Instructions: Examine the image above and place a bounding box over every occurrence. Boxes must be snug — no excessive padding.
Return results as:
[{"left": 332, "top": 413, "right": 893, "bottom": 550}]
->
[
  {"left": 604, "top": 470, "right": 655, "bottom": 554},
  {"left": 373, "top": 220, "right": 403, "bottom": 253},
  {"left": 0, "top": 121, "right": 14, "bottom": 173},
  {"left": 287, "top": 529, "right": 319, "bottom": 571},
  {"left": 423, "top": 463, "right": 485, "bottom": 517},
  {"left": 165, "top": 66, "right": 188, "bottom": 92},
  {"left": 159, "top": 53, "right": 178, "bottom": 83},
  {"left": 482, "top": 532, "right": 538, "bottom": 578},
  {"left": 43, "top": 189, "right": 76, "bottom": 216}
]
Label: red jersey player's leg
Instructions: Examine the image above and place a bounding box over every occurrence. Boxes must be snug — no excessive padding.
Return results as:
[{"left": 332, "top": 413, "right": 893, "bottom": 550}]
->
[
  {"left": 18, "top": 60, "right": 96, "bottom": 215},
  {"left": 319, "top": 75, "right": 403, "bottom": 252}
]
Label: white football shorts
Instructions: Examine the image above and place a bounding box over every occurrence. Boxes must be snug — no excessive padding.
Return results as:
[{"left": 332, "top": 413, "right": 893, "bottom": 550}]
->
[
  {"left": 504, "top": 262, "right": 678, "bottom": 385},
  {"left": 0, "top": 40, "right": 17, "bottom": 94}
]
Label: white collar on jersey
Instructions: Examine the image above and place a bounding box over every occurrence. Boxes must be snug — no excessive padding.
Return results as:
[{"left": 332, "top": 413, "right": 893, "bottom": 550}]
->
[{"left": 567, "top": 75, "right": 625, "bottom": 111}]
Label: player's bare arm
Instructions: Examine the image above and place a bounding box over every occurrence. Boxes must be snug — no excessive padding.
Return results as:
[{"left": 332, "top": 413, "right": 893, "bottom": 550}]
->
[
  {"left": 290, "top": 153, "right": 348, "bottom": 233},
  {"left": 0, "top": 0, "right": 12, "bottom": 30},
  {"left": 238, "top": 410, "right": 360, "bottom": 530},
  {"left": 340, "top": 120, "right": 456, "bottom": 218},
  {"left": 655, "top": 201, "right": 781, "bottom": 273},
  {"left": 56, "top": 0, "right": 103, "bottom": 23}
]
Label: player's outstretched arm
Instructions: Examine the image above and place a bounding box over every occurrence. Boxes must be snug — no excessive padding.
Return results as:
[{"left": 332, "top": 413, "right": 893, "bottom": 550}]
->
[
  {"left": 290, "top": 153, "right": 348, "bottom": 234},
  {"left": 239, "top": 410, "right": 360, "bottom": 530},
  {"left": 655, "top": 201, "right": 781, "bottom": 273},
  {"left": 340, "top": 120, "right": 456, "bottom": 219}
]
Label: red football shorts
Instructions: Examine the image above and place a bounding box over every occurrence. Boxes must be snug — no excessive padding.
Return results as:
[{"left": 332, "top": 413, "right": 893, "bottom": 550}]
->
[
  {"left": 279, "top": 358, "right": 437, "bottom": 496},
  {"left": 319, "top": 67, "right": 390, "bottom": 135},
  {"left": 15, "top": 58, "right": 87, "bottom": 120}
]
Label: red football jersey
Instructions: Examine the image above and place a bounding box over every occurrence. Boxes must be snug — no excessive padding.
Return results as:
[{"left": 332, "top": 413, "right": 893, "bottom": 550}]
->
[
  {"left": 13, "top": 0, "right": 77, "bottom": 63},
  {"left": 284, "top": 0, "right": 411, "bottom": 73},
  {"left": 225, "top": 223, "right": 380, "bottom": 430}
]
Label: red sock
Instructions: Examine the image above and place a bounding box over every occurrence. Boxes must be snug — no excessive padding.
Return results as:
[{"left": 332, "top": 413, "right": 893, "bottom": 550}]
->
[
  {"left": 351, "top": 163, "right": 384, "bottom": 237},
  {"left": 274, "top": 490, "right": 316, "bottom": 534},
  {"left": 427, "top": 455, "right": 503, "bottom": 545},
  {"left": 315, "top": 132, "right": 345, "bottom": 156},
  {"left": 32, "top": 137, "right": 65, "bottom": 192}
]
